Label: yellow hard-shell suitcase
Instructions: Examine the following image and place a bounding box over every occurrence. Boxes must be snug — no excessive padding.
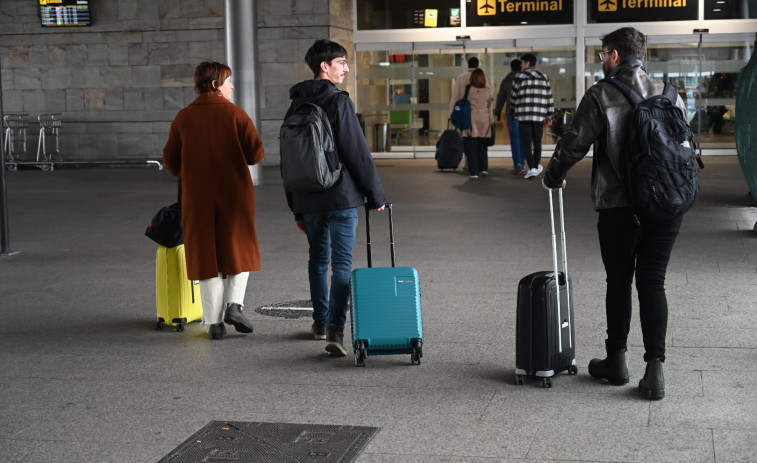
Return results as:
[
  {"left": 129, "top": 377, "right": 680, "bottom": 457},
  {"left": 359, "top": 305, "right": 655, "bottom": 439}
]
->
[{"left": 155, "top": 244, "right": 203, "bottom": 331}]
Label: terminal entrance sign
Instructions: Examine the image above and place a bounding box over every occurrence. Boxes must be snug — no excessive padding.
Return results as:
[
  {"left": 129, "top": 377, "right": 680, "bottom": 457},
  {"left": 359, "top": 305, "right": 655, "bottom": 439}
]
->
[
  {"left": 39, "top": 0, "right": 91, "bottom": 27},
  {"left": 590, "top": 0, "right": 697, "bottom": 22},
  {"left": 467, "top": 0, "right": 574, "bottom": 26}
]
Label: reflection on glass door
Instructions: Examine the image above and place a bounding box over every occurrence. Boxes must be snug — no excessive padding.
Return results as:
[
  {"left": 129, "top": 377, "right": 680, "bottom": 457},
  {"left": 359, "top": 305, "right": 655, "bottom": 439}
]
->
[
  {"left": 585, "top": 36, "right": 751, "bottom": 151},
  {"left": 356, "top": 44, "right": 577, "bottom": 155}
]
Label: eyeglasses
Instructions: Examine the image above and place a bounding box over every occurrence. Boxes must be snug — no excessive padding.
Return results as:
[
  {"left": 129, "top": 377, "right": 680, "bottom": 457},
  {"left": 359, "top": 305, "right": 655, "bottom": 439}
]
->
[{"left": 598, "top": 49, "right": 614, "bottom": 62}]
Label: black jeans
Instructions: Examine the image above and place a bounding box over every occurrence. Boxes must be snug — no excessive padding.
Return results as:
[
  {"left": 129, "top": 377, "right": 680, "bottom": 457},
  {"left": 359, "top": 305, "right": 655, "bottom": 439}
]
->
[
  {"left": 463, "top": 137, "right": 489, "bottom": 176},
  {"left": 518, "top": 121, "right": 544, "bottom": 170},
  {"left": 597, "top": 208, "right": 682, "bottom": 362}
]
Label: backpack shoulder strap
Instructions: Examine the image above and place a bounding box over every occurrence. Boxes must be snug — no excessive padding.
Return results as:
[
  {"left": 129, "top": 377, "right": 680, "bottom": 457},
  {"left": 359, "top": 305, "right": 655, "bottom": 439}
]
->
[
  {"left": 601, "top": 77, "right": 643, "bottom": 106},
  {"left": 463, "top": 84, "right": 472, "bottom": 99},
  {"left": 662, "top": 82, "right": 678, "bottom": 103}
]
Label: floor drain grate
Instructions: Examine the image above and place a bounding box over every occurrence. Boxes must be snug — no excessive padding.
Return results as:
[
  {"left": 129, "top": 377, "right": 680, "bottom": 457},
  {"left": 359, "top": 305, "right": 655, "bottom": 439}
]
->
[
  {"left": 159, "top": 421, "right": 380, "bottom": 463},
  {"left": 255, "top": 300, "right": 313, "bottom": 319}
]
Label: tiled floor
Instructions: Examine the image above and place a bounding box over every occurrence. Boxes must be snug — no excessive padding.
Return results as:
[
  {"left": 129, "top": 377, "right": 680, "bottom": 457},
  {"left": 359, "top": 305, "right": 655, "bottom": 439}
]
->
[{"left": 0, "top": 156, "right": 755, "bottom": 462}]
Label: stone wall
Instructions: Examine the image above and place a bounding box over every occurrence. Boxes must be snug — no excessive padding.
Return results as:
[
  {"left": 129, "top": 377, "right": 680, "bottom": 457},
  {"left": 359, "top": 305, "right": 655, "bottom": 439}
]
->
[{"left": 0, "top": 0, "right": 354, "bottom": 165}]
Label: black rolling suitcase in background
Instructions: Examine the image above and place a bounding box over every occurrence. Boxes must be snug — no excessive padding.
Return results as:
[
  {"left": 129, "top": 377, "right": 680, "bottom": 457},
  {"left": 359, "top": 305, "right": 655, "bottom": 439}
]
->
[
  {"left": 515, "top": 188, "right": 577, "bottom": 388},
  {"left": 435, "top": 122, "right": 463, "bottom": 171}
]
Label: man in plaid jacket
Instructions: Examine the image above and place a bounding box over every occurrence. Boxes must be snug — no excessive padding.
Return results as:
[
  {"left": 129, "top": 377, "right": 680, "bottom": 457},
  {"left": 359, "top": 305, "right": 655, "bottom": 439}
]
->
[{"left": 510, "top": 53, "right": 554, "bottom": 179}]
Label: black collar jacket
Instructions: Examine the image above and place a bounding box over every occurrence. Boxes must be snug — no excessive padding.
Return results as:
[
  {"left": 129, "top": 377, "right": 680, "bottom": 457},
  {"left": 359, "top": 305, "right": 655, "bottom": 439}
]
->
[
  {"left": 544, "top": 62, "right": 688, "bottom": 210},
  {"left": 284, "top": 79, "right": 385, "bottom": 219}
]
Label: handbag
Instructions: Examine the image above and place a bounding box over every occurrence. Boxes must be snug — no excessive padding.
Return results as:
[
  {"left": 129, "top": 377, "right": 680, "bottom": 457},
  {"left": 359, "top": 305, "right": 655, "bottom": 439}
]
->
[
  {"left": 145, "top": 180, "right": 183, "bottom": 248},
  {"left": 488, "top": 123, "right": 496, "bottom": 147},
  {"left": 145, "top": 202, "right": 183, "bottom": 248}
]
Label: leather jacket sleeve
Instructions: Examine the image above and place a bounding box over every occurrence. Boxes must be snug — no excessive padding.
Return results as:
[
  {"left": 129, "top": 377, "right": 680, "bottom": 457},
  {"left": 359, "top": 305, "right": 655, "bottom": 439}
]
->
[{"left": 544, "top": 89, "right": 605, "bottom": 188}]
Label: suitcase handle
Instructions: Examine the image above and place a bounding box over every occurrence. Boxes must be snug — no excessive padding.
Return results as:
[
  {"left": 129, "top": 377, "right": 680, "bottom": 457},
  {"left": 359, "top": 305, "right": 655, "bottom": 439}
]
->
[
  {"left": 365, "top": 203, "right": 395, "bottom": 268},
  {"left": 548, "top": 188, "right": 572, "bottom": 350}
]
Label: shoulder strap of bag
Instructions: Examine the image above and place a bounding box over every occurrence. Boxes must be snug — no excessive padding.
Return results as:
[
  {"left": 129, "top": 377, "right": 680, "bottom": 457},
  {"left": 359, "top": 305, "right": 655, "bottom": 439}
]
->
[{"left": 463, "top": 84, "right": 472, "bottom": 100}]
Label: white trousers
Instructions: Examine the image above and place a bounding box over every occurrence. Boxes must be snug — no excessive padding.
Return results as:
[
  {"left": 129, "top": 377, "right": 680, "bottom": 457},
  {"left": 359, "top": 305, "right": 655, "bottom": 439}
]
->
[{"left": 199, "top": 272, "right": 249, "bottom": 325}]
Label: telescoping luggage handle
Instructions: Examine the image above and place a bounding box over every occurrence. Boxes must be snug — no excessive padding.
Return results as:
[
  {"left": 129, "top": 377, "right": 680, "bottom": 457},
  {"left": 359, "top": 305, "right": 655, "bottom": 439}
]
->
[
  {"left": 548, "top": 188, "right": 573, "bottom": 351},
  {"left": 364, "top": 203, "right": 395, "bottom": 268}
]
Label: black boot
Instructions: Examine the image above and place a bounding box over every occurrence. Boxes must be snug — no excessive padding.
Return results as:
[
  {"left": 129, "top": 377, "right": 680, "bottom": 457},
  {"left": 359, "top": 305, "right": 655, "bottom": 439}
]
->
[
  {"left": 209, "top": 322, "right": 226, "bottom": 340},
  {"left": 639, "top": 358, "right": 665, "bottom": 400},
  {"left": 223, "top": 303, "right": 253, "bottom": 333},
  {"left": 588, "top": 346, "right": 629, "bottom": 385}
]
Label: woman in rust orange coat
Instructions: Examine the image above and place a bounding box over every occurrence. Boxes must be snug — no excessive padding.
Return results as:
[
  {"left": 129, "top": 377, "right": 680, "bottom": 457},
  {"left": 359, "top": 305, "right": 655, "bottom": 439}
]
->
[{"left": 163, "top": 61, "right": 265, "bottom": 340}]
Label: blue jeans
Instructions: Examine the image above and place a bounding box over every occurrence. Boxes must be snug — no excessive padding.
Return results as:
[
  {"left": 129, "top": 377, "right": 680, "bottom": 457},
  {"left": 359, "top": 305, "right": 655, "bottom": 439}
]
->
[
  {"left": 303, "top": 208, "right": 359, "bottom": 329},
  {"left": 507, "top": 116, "right": 524, "bottom": 168}
]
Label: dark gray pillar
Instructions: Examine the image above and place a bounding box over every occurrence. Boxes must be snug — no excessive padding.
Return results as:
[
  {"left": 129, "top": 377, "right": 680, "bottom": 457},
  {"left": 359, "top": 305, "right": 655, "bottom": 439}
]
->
[
  {"left": 0, "top": 60, "right": 11, "bottom": 255},
  {"left": 225, "top": 0, "right": 262, "bottom": 185}
]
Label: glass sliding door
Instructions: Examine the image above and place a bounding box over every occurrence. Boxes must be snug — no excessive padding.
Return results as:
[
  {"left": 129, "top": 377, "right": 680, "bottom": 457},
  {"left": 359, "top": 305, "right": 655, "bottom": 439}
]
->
[{"left": 355, "top": 41, "right": 577, "bottom": 156}]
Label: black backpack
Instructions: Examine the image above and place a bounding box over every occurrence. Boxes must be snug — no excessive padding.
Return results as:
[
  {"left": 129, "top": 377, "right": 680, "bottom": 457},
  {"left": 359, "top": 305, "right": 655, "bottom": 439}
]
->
[
  {"left": 280, "top": 89, "right": 342, "bottom": 193},
  {"left": 603, "top": 77, "right": 703, "bottom": 222}
]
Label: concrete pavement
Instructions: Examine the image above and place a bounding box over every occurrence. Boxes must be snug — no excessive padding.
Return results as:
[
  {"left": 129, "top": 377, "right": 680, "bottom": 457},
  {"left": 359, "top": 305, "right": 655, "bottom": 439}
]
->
[{"left": 0, "top": 156, "right": 755, "bottom": 462}]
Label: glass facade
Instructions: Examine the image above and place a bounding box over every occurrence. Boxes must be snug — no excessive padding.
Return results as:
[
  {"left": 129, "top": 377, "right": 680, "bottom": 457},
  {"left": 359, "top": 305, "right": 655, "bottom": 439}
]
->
[{"left": 353, "top": 2, "right": 756, "bottom": 155}]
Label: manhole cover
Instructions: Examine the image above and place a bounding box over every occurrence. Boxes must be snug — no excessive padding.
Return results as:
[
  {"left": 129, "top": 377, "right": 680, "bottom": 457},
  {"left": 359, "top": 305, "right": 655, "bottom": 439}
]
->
[
  {"left": 255, "top": 300, "right": 313, "bottom": 319},
  {"left": 159, "top": 421, "right": 380, "bottom": 463}
]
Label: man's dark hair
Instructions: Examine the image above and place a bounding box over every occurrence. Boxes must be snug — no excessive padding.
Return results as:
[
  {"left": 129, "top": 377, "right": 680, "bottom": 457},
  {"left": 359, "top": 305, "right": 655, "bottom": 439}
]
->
[
  {"left": 304, "top": 39, "right": 348, "bottom": 78},
  {"left": 467, "top": 57, "right": 479, "bottom": 69},
  {"left": 520, "top": 53, "right": 537, "bottom": 66},
  {"left": 510, "top": 59, "right": 522, "bottom": 72},
  {"left": 601, "top": 27, "right": 646, "bottom": 62}
]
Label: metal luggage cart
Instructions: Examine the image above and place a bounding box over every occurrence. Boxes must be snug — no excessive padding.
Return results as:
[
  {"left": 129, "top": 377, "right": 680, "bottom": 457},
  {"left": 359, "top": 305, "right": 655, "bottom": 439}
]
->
[
  {"left": 3, "top": 114, "right": 29, "bottom": 171},
  {"left": 34, "top": 113, "right": 61, "bottom": 171}
]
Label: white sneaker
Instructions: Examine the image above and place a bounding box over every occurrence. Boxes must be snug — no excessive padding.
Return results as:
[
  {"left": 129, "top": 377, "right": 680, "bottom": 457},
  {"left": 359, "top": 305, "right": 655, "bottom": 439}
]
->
[
  {"left": 523, "top": 168, "right": 537, "bottom": 179},
  {"left": 480, "top": 171, "right": 488, "bottom": 176},
  {"left": 535, "top": 164, "right": 544, "bottom": 176}
]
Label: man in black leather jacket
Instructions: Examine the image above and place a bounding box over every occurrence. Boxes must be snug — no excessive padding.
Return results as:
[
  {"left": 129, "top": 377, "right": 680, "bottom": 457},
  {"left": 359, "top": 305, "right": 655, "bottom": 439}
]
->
[
  {"left": 543, "top": 27, "right": 689, "bottom": 400},
  {"left": 285, "top": 39, "right": 386, "bottom": 357}
]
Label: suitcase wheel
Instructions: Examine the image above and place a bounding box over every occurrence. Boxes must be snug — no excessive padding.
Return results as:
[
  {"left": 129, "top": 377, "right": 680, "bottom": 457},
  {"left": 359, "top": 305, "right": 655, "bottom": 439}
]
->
[
  {"left": 542, "top": 377, "right": 552, "bottom": 388},
  {"left": 176, "top": 322, "right": 184, "bottom": 332},
  {"left": 515, "top": 374, "right": 525, "bottom": 386},
  {"left": 354, "top": 341, "right": 367, "bottom": 367},
  {"left": 410, "top": 338, "right": 423, "bottom": 365},
  {"left": 156, "top": 319, "right": 165, "bottom": 331},
  {"left": 568, "top": 365, "right": 578, "bottom": 375}
]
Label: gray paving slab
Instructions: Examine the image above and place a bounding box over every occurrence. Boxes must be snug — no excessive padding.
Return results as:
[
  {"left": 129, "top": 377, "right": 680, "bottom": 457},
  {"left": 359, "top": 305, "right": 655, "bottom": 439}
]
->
[
  {"left": 0, "top": 156, "right": 756, "bottom": 462},
  {"left": 528, "top": 423, "right": 716, "bottom": 463}
]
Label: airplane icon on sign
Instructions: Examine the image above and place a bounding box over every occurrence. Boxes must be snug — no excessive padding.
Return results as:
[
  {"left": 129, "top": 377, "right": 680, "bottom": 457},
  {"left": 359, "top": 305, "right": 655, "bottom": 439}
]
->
[
  {"left": 480, "top": 1, "right": 496, "bottom": 14},
  {"left": 599, "top": 0, "right": 617, "bottom": 11}
]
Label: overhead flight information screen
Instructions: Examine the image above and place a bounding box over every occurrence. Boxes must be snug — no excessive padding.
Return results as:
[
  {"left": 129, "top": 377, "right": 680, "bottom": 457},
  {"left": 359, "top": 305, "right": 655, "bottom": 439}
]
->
[{"left": 39, "top": 0, "right": 91, "bottom": 27}]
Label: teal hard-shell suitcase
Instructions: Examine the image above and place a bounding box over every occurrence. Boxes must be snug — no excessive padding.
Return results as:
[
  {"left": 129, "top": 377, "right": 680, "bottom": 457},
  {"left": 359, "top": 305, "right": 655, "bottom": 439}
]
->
[{"left": 350, "top": 204, "right": 423, "bottom": 366}]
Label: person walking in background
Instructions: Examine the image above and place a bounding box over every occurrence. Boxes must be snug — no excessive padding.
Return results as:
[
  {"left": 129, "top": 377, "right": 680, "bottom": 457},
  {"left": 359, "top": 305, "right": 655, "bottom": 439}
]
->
[
  {"left": 163, "top": 61, "right": 265, "bottom": 340},
  {"left": 542, "top": 27, "right": 689, "bottom": 400},
  {"left": 510, "top": 53, "right": 554, "bottom": 179},
  {"left": 462, "top": 68, "right": 492, "bottom": 179},
  {"left": 494, "top": 59, "right": 525, "bottom": 174},
  {"left": 450, "top": 57, "right": 484, "bottom": 169},
  {"left": 285, "top": 39, "right": 386, "bottom": 357},
  {"left": 449, "top": 57, "right": 483, "bottom": 116}
]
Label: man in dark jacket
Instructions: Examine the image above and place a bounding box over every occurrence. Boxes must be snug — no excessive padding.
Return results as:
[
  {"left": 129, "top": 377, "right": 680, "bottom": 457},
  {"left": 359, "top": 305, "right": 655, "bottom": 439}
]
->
[
  {"left": 494, "top": 59, "right": 525, "bottom": 174},
  {"left": 542, "top": 27, "right": 689, "bottom": 400},
  {"left": 285, "top": 39, "right": 386, "bottom": 357}
]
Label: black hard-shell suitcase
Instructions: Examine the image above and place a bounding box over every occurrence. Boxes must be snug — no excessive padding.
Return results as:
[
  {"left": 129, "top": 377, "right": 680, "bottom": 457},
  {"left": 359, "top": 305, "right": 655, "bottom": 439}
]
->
[
  {"left": 435, "top": 125, "right": 463, "bottom": 171},
  {"left": 515, "top": 188, "right": 577, "bottom": 388}
]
